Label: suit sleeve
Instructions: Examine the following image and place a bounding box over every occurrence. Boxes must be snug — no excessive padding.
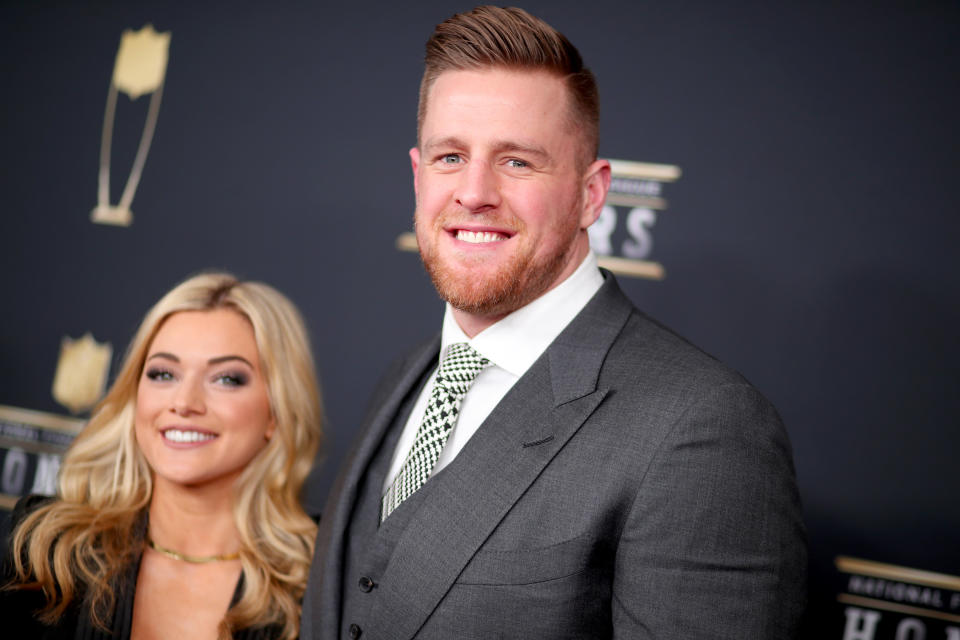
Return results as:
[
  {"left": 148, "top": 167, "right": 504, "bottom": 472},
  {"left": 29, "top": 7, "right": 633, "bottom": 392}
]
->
[{"left": 612, "top": 382, "right": 807, "bottom": 639}]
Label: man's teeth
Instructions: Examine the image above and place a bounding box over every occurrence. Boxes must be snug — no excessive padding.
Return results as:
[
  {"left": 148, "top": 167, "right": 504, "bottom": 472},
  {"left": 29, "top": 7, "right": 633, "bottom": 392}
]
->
[
  {"left": 163, "top": 429, "right": 216, "bottom": 443},
  {"left": 457, "top": 230, "right": 505, "bottom": 244}
]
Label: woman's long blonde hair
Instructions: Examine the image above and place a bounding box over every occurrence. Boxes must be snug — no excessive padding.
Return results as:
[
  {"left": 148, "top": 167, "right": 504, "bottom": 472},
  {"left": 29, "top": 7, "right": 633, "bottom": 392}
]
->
[{"left": 9, "top": 272, "right": 323, "bottom": 640}]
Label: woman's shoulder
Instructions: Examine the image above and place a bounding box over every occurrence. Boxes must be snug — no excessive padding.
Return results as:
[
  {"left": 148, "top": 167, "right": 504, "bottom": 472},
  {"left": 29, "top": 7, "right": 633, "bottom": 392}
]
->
[
  {"left": 10, "top": 493, "right": 55, "bottom": 525},
  {"left": 2, "top": 493, "right": 54, "bottom": 566},
  {"left": 2, "top": 495, "right": 75, "bottom": 639},
  {"left": 3, "top": 493, "right": 54, "bottom": 566},
  {"left": 0, "top": 582, "right": 78, "bottom": 640}
]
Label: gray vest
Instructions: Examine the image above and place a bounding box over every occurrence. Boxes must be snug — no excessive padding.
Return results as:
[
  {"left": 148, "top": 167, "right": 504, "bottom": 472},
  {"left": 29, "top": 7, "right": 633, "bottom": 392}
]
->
[{"left": 339, "top": 368, "right": 436, "bottom": 639}]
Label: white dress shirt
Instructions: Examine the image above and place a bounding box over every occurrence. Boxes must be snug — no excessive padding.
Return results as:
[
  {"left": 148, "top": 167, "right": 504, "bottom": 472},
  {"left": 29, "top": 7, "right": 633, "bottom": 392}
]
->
[{"left": 383, "top": 251, "right": 604, "bottom": 492}]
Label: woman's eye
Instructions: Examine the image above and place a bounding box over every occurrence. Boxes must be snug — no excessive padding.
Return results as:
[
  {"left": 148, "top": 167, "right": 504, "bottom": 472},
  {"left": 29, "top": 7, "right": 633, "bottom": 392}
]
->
[
  {"left": 145, "top": 368, "right": 174, "bottom": 382},
  {"left": 215, "top": 373, "right": 248, "bottom": 387}
]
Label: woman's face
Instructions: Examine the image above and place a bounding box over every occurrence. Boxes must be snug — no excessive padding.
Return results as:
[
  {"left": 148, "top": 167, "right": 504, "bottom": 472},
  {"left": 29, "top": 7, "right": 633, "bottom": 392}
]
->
[{"left": 135, "top": 309, "right": 274, "bottom": 491}]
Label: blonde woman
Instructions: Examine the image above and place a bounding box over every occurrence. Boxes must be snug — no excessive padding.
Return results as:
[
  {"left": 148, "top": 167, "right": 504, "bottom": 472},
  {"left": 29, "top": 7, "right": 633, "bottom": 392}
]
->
[{"left": 2, "top": 273, "right": 322, "bottom": 640}]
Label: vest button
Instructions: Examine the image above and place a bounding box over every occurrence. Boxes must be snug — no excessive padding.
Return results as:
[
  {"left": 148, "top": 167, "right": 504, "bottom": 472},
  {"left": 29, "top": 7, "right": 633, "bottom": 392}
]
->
[
  {"left": 348, "top": 623, "right": 362, "bottom": 639},
  {"left": 358, "top": 576, "right": 376, "bottom": 592}
]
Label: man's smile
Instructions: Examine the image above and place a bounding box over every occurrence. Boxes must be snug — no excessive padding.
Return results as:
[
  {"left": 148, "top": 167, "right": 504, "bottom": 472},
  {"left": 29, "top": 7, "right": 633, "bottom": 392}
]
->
[{"left": 454, "top": 229, "right": 511, "bottom": 244}]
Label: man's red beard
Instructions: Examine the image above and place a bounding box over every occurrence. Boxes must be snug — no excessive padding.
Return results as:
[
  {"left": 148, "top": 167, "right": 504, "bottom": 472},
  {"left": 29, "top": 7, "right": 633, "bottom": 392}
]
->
[{"left": 415, "top": 209, "right": 582, "bottom": 319}]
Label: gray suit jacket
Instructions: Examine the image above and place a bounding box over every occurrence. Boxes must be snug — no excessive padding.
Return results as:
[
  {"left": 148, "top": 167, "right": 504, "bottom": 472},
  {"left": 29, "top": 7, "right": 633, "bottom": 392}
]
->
[{"left": 302, "top": 273, "right": 806, "bottom": 639}]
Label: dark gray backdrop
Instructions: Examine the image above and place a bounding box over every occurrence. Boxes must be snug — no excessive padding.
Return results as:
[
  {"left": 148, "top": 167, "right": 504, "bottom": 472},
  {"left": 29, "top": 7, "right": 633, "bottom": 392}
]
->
[{"left": 2, "top": 1, "right": 958, "bottom": 636}]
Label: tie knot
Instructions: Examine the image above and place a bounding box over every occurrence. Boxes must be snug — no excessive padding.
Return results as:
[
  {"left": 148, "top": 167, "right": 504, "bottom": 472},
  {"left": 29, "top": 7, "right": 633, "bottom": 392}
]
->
[{"left": 435, "top": 343, "right": 489, "bottom": 395}]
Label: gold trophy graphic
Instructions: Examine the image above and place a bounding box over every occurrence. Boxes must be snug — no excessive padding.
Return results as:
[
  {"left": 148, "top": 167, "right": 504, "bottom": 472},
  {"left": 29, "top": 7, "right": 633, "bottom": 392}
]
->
[{"left": 91, "top": 24, "right": 171, "bottom": 227}]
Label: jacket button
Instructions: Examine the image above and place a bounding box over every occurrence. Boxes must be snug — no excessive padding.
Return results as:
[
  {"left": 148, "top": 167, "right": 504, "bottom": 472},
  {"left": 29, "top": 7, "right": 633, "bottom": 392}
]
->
[
  {"left": 349, "top": 623, "right": 362, "bottom": 639},
  {"left": 358, "top": 576, "right": 375, "bottom": 592}
]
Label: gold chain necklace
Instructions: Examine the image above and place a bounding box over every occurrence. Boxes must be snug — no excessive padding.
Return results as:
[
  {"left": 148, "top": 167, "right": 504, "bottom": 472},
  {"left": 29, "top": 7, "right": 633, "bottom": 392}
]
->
[{"left": 147, "top": 538, "right": 240, "bottom": 563}]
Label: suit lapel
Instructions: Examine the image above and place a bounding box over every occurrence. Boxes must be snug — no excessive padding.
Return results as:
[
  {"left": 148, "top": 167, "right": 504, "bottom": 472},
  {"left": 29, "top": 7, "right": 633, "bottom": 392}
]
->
[
  {"left": 366, "top": 274, "right": 635, "bottom": 639},
  {"left": 309, "top": 335, "right": 441, "bottom": 639}
]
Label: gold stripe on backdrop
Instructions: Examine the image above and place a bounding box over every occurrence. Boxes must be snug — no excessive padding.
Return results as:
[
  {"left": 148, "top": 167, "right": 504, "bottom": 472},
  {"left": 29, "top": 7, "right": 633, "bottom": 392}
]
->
[
  {"left": 0, "top": 405, "right": 85, "bottom": 435},
  {"left": 608, "top": 159, "right": 681, "bottom": 182},
  {"left": 837, "top": 594, "right": 960, "bottom": 624},
  {"left": 836, "top": 556, "right": 960, "bottom": 591}
]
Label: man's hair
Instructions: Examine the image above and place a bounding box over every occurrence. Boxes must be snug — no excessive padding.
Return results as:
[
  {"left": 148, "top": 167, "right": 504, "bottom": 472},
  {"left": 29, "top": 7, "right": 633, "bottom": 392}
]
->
[{"left": 418, "top": 5, "right": 599, "bottom": 166}]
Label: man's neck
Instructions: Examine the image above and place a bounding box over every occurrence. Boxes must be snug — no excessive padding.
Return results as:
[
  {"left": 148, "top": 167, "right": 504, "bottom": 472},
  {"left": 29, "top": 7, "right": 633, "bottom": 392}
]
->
[
  {"left": 450, "top": 308, "right": 507, "bottom": 339},
  {"left": 449, "top": 242, "right": 593, "bottom": 339}
]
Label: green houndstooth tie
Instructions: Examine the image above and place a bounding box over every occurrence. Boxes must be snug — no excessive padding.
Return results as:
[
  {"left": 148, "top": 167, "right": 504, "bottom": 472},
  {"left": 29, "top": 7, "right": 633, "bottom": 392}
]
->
[{"left": 381, "top": 343, "right": 490, "bottom": 522}]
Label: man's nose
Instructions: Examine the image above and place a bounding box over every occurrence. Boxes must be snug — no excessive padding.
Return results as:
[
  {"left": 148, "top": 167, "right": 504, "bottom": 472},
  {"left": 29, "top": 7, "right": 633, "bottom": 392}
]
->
[{"left": 455, "top": 161, "right": 500, "bottom": 212}]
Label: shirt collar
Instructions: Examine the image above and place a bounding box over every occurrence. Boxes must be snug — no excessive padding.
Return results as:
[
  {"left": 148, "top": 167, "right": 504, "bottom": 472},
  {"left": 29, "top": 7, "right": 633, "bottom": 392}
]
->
[{"left": 440, "top": 251, "right": 604, "bottom": 377}]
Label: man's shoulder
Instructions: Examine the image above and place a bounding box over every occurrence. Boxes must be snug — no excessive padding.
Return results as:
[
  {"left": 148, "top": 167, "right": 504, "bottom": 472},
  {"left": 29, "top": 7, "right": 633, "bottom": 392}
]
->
[
  {"left": 622, "top": 305, "right": 729, "bottom": 365},
  {"left": 589, "top": 293, "right": 790, "bottom": 459},
  {"left": 577, "top": 275, "right": 758, "bottom": 400},
  {"left": 611, "top": 304, "right": 754, "bottom": 391}
]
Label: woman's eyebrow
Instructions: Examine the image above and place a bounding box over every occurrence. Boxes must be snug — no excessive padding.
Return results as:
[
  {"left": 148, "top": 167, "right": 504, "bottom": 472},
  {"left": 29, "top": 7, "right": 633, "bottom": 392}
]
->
[
  {"left": 144, "top": 353, "right": 253, "bottom": 368},
  {"left": 208, "top": 355, "right": 254, "bottom": 368}
]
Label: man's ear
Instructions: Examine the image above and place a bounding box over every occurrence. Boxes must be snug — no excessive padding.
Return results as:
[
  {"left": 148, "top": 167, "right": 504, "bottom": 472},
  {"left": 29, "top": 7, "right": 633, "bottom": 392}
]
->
[
  {"left": 410, "top": 147, "right": 421, "bottom": 197},
  {"left": 579, "top": 158, "right": 612, "bottom": 229}
]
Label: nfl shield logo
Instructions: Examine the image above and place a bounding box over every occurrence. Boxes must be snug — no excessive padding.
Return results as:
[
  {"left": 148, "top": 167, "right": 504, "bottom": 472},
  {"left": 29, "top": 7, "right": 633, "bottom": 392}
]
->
[{"left": 51, "top": 333, "right": 112, "bottom": 414}]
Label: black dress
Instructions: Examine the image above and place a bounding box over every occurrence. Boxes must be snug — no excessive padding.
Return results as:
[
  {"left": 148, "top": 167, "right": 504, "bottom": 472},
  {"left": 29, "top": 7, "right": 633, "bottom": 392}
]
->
[{"left": 1, "top": 496, "right": 284, "bottom": 639}]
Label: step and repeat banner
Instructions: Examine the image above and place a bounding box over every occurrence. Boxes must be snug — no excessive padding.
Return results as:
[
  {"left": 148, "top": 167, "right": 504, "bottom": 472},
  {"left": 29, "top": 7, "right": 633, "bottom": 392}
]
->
[{"left": 1, "top": 2, "right": 957, "bottom": 637}]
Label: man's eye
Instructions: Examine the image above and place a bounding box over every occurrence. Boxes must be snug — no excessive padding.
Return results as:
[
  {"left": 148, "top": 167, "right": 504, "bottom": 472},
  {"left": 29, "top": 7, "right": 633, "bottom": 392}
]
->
[
  {"left": 506, "top": 159, "right": 528, "bottom": 168},
  {"left": 440, "top": 154, "right": 462, "bottom": 164}
]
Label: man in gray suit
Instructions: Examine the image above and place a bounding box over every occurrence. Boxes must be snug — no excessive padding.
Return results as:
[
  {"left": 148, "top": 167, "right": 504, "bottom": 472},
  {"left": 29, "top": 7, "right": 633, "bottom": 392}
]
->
[{"left": 302, "top": 6, "right": 806, "bottom": 639}]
